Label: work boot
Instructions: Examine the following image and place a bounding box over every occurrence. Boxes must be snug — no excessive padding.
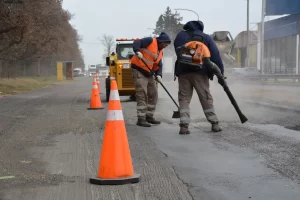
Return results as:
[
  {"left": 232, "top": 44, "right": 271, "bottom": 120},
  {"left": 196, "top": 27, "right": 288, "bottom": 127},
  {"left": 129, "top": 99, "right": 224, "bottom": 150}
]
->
[
  {"left": 211, "top": 123, "right": 222, "bottom": 132},
  {"left": 179, "top": 123, "right": 190, "bottom": 135},
  {"left": 136, "top": 118, "right": 151, "bottom": 127},
  {"left": 146, "top": 115, "right": 161, "bottom": 125}
]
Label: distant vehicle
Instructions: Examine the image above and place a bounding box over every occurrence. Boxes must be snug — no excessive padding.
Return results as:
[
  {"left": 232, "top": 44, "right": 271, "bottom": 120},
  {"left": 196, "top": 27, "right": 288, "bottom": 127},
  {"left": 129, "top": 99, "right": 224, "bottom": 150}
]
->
[
  {"left": 73, "top": 68, "right": 84, "bottom": 77},
  {"left": 88, "top": 65, "right": 97, "bottom": 77},
  {"left": 161, "top": 56, "right": 173, "bottom": 81},
  {"left": 97, "top": 65, "right": 109, "bottom": 77}
]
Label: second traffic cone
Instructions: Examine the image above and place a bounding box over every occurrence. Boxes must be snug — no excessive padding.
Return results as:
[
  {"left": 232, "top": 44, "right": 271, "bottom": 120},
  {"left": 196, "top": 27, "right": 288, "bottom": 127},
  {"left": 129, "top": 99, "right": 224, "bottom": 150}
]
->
[
  {"left": 90, "top": 78, "right": 140, "bottom": 185},
  {"left": 87, "top": 77, "right": 103, "bottom": 110},
  {"left": 96, "top": 76, "right": 101, "bottom": 94}
]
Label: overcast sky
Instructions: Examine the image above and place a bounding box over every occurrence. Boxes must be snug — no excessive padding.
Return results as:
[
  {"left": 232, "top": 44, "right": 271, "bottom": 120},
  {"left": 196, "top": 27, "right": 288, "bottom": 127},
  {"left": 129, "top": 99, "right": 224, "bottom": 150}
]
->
[{"left": 62, "top": 0, "right": 268, "bottom": 67}]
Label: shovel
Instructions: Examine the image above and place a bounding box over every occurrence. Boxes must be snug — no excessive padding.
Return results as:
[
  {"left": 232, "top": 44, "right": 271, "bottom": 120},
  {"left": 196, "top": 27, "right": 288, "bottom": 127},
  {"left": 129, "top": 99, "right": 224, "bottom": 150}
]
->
[{"left": 139, "top": 58, "right": 180, "bottom": 119}]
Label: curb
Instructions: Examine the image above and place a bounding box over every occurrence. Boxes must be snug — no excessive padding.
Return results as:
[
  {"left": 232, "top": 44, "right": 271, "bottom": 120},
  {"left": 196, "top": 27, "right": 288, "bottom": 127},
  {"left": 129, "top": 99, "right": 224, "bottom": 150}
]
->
[{"left": 242, "top": 99, "right": 300, "bottom": 114}]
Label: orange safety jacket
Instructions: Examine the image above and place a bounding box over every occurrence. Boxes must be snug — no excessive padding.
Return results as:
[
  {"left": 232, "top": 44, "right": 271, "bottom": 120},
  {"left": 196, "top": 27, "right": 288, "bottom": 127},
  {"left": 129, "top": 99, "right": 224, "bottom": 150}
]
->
[{"left": 130, "top": 38, "right": 163, "bottom": 73}]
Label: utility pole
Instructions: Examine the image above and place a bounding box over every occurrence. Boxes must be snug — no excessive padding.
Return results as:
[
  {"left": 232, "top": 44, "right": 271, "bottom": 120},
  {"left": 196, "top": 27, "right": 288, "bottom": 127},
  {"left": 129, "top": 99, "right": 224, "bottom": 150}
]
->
[
  {"left": 246, "top": 0, "right": 250, "bottom": 68},
  {"left": 260, "top": 0, "right": 266, "bottom": 74}
]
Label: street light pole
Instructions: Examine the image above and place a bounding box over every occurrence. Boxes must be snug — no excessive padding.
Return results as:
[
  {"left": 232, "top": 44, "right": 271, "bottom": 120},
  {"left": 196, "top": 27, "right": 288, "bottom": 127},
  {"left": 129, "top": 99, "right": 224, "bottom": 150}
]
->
[{"left": 174, "top": 8, "right": 199, "bottom": 21}]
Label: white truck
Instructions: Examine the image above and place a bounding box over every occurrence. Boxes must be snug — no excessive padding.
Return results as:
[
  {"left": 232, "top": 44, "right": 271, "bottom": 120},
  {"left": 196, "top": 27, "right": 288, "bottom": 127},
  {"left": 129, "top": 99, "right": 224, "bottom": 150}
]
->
[
  {"left": 88, "top": 65, "right": 97, "bottom": 77},
  {"left": 73, "top": 68, "right": 84, "bottom": 77},
  {"left": 96, "top": 64, "right": 109, "bottom": 77}
]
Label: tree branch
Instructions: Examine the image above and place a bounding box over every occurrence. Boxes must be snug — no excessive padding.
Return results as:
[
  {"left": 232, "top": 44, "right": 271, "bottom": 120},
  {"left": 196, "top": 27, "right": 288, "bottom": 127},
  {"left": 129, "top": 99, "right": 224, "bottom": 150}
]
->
[
  {"left": 0, "top": 26, "right": 25, "bottom": 54},
  {"left": 0, "top": 26, "right": 18, "bottom": 34}
]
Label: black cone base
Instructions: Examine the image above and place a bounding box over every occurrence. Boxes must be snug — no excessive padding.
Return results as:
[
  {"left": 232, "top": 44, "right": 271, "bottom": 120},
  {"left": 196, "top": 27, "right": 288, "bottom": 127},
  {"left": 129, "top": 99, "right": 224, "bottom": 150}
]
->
[
  {"left": 89, "top": 174, "right": 141, "bottom": 185},
  {"left": 87, "top": 107, "right": 104, "bottom": 110}
]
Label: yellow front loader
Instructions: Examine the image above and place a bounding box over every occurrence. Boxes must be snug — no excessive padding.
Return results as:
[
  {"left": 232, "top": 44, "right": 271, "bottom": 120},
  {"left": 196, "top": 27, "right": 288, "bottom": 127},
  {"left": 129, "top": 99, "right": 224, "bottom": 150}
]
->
[{"left": 105, "top": 38, "right": 142, "bottom": 102}]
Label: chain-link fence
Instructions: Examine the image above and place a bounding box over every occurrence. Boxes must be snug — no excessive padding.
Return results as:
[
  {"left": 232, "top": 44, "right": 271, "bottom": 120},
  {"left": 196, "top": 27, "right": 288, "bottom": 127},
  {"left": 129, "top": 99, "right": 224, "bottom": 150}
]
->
[{"left": 0, "top": 57, "right": 58, "bottom": 78}]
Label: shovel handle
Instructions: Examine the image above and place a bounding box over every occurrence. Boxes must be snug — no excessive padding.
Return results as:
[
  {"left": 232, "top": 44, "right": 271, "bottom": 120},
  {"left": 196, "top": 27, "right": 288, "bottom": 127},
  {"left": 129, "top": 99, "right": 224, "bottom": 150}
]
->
[{"left": 158, "top": 82, "right": 180, "bottom": 109}]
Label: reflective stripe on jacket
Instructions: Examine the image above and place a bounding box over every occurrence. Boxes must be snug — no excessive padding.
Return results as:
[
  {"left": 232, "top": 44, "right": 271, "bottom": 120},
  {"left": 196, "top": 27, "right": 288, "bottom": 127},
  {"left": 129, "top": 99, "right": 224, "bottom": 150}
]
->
[{"left": 130, "top": 38, "right": 163, "bottom": 72}]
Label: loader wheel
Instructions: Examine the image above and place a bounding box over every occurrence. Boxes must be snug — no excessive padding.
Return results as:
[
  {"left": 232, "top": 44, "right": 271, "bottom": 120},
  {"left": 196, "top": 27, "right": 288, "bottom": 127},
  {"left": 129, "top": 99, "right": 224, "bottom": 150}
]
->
[
  {"left": 129, "top": 94, "right": 136, "bottom": 101},
  {"left": 106, "top": 90, "right": 110, "bottom": 102},
  {"left": 105, "top": 77, "right": 110, "bottom": 102}
]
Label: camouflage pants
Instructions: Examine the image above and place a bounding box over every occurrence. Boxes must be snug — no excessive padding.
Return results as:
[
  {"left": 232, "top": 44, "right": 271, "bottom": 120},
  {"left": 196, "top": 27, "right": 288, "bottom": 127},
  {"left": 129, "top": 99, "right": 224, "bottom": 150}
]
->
[
  {"left": 178, "top": 72, "right": 219, "bottom": 125},
  {"left": 132, "top": 69, "right": 158, "bottom": 119}
]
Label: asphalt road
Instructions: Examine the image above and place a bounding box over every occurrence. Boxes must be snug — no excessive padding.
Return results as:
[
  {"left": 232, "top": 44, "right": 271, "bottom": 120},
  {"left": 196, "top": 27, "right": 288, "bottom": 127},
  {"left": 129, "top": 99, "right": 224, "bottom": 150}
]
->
[{"left": 0, "top": 77, "right": 300, "bottom": 200}]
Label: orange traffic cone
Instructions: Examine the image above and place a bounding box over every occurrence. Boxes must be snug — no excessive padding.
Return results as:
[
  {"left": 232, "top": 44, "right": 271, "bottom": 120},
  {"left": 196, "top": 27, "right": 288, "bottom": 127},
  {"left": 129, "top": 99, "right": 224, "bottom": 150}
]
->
[
  {"left": 90, "top": 78, "right": 140, "bottom": 185},
  {"left": 96, "top": 76, "right": 101, "bottom": 94},
  {"left": 87, "top": 77, "right": 103, "bottom": 110}
]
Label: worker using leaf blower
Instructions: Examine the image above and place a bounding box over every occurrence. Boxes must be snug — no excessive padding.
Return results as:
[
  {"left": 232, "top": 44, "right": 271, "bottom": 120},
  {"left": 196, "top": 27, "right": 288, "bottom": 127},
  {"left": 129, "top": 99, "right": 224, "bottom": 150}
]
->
[
  {"left": 173, "top": 20, "right": 224, "bottom": 134},
  {"left": 130, "top": 32, "right": 171, "bottom": 127}
]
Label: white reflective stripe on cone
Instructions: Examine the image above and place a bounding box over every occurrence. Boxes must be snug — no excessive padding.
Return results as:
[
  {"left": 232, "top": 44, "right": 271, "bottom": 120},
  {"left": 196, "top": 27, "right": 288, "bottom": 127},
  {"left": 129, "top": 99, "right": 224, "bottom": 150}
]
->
[
  {"left": 93, "top": 85, "right": 98, "bottom": 89},
  {"left": 110, "top": 77, "right": 116, "bottom": 80},
  {"left": 107, "top": 110, "right": 124, "bottom": 121},
  {"left": 109, "top": 90, "right": 120, "bottom": 100}
]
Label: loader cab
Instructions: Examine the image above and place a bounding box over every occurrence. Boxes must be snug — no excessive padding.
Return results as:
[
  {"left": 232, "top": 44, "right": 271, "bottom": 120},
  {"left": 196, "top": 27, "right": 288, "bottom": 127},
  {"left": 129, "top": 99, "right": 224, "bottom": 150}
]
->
[{"left": 105, "top": 38, "right": 141, "bottom": 102}]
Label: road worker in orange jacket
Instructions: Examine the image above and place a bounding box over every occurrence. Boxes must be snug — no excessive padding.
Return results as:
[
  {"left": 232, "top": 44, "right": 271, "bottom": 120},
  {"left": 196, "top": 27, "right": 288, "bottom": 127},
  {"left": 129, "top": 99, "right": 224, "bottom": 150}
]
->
[{"left": 130, "top": 32, "right": 171, "bottom": 127}]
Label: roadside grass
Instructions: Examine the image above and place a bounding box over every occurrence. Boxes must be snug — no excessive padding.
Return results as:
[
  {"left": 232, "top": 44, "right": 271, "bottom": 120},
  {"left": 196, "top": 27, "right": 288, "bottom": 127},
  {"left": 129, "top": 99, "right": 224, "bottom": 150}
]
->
[{"left": 0, "top": 76, "right": 69, "bottom": 95}]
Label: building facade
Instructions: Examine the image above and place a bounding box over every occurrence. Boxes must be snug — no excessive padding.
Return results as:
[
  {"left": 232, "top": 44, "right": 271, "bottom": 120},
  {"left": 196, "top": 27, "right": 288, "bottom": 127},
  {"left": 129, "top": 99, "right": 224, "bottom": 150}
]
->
[
  {"left": 256, "top": 0, "right": 300, "bottom": 75},
  {"left": 257, "top": 15, "right": 299, "bottom": 74},
  {"left": 232, "top": 31, "right": 258, "bottom": 68}
]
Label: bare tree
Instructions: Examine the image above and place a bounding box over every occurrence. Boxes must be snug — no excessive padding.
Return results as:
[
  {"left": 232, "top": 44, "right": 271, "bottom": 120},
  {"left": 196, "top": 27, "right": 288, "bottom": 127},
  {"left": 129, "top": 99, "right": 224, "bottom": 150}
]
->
[
  {"left": 98, "top": 34, "right": 115, "bottom": 57},
  {"left": 0, "top": 0, "right": 85, "bottom": 78},
  {"left": 102, "top": 53, "right": 107, "bottom": 60}
]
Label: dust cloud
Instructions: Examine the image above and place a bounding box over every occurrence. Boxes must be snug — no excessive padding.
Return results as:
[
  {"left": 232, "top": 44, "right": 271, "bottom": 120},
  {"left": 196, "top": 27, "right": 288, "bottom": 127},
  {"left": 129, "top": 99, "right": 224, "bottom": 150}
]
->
[
  {"left": 160, "top": 73, "right": 299, "bottom": 124},
  {"left": 209, "top": 75, "right": 299, "bottom": 123}
]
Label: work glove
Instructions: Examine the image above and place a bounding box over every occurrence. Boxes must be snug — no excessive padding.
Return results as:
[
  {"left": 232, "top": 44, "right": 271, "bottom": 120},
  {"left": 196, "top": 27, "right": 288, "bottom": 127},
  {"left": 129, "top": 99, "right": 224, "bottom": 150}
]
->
[
  {"left": 136, "top": 51, "right": 143, "bottom": 59},
  {"left": 154, "top": 75, "right": 162, "bottom": 83}
]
